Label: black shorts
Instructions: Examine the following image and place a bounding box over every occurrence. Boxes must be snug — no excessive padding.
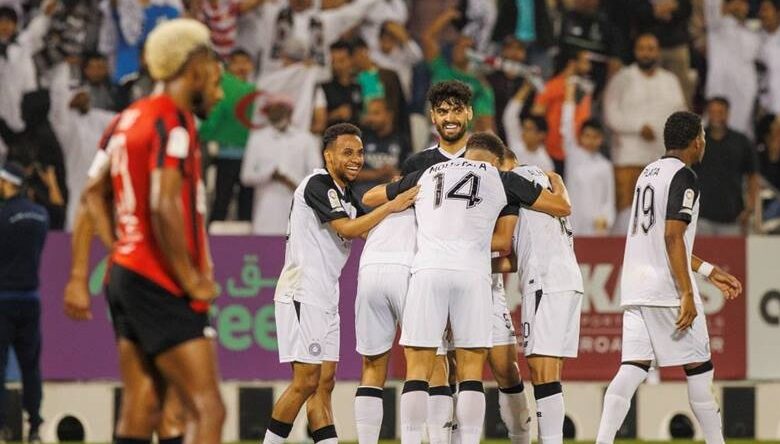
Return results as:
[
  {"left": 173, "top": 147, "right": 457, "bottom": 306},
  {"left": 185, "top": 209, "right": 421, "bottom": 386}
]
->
[{"left": 106, "top": 264, "right": 211, "bottom": 357}]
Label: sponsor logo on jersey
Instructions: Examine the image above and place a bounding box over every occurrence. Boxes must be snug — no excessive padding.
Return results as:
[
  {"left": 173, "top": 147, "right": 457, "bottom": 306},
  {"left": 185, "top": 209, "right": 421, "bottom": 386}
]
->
[
  {"left": 327, "top": 189, "right": 341, "bottom": 210},
  {"left": 683, "top": 188, "right": 695, "bottom": 209}
]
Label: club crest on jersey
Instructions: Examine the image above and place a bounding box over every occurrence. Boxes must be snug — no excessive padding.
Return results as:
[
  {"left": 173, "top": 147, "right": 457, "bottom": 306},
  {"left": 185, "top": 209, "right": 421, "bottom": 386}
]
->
[
  {"left": 683, "top": 188, "right": 695, "bottom": 209},
  {"left": 309, "top": 342, "right": 322, "bottom": 357},
  {"left": 327, "top": 189, "right": 343, "bottom": 212}
]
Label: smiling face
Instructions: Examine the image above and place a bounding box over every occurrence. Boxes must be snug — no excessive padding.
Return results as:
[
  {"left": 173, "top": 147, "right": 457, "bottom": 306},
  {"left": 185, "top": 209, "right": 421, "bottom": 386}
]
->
[
  {"left": 325, "top": 134, "right": 364, "bottom": 184},
  {"left": 430, "top": 99, "right": 472, "bottom": 143}
]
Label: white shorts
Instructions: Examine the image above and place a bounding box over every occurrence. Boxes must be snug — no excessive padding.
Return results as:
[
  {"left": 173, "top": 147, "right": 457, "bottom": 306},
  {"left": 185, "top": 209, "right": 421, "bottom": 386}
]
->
[
  {"left": 401, "top": 269, "right": 492, "bottom": 349},
  {"left": 275, "top": 300, "right": 339, "bottom": 364},
  {"left": 621, "top": 304, "right": 711, "bottom": 367},
  {"left": 355, "top": 264, "right": 410, "bottom": 356},
  {"left": 491, "top": 276, "right": 517, "bottom": 347},
  {"left": 521, "top": 290, "right": 582, "bottom": 358}
]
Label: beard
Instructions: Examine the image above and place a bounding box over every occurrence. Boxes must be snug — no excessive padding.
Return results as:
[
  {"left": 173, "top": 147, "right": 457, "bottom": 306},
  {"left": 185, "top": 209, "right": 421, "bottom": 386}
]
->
[
  {"left": 436, "top": 121, "right": 467, "bottom": 142},
  {"left": 192, "top": 91, "right": 210, "bottom": 120},
  {"left": 637, "top": 59, "right": 658, "bottom": 71}
]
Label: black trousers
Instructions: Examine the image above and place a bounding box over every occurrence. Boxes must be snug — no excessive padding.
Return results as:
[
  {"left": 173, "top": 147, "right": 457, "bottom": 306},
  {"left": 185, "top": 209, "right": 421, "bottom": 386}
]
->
[
  {"left": 210, "top": 158, "right": 254, "bottom": 222},
  {"left": 0, "top": 299, "right": 42, "bottom": 430}
]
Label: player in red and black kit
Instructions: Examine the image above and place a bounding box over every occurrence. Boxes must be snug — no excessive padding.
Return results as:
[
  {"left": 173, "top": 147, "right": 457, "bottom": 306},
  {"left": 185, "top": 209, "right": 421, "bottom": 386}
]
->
[{"left": 63, "top": 19, "right": 225, "bottom": 444}]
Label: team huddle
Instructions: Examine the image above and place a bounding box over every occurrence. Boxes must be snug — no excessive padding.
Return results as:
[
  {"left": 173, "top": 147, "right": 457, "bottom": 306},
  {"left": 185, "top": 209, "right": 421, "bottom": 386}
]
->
[
  {"left": 265, "top": 79, "right": 743, "bottom": 444},
  {"left": 61, "top": 18, "right": 742, "bottom": 444}
]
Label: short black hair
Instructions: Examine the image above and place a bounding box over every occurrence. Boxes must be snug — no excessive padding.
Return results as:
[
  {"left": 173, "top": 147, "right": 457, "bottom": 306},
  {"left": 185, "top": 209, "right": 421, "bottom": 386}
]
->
[
  {"left": 763, "top": 0, "right": 780, "bottom": 10},
  {"left": 427, "top": 80, "right": 472, "bottom": 109},
  {"left": 330, "top": 39, "right": 353, "bottom": 54},
  {"left": 664, "top": 111, "right": 703, "bottom": 151},
  {"left": 554, "top": 48, "right": 586, "bottom": 74},
  {"left": 323, "top": 123, "right": 362, "bottom": 151},
  {"left": 521, "top": 115, "right": 548, "bottom": 133},
  {"left": 229, "top": 48, "right": 253, "bottom": 60},
  {"left": 581, "top": 118, "right": 604, "bottom": 134},
  {"left": 707, "top": 96, "right": 730, "bottom": 110},
  {"left": 0, "top": 7, "right": 18, "bottom": 23},
  {"left": 352, "top": 37, "right": 368, "bottom": 50},
  {"left": 756, "top": 113, "right": 777, "bottom": 143},
  {"left": 466, "top": 132, "right": 506, "bottom": 163}
]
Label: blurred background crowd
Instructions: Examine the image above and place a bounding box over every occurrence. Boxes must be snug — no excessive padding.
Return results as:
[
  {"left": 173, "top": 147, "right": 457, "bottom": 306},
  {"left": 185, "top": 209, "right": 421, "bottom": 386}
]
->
[{"left": 1, "top": 0, "right": 779, "bottom": 236}]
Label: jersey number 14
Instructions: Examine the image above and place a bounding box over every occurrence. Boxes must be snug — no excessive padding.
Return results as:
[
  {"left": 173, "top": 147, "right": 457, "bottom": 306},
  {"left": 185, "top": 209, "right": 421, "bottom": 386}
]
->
[{"left": 432, "top": 172, "right": 483, "bottom": 208}]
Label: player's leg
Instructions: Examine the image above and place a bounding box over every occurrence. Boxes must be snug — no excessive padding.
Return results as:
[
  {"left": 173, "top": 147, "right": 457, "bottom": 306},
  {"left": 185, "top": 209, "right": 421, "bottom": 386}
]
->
[
  {"left": 156, "top": 386, "right": 185, "bottom": 444},
  {"left": 115, "top": 339, "right": 165, "bottom": 442},
  {"left": 306, "top": 360, "right": 338, "bottom": 444},
  {"left": 683, "top": 360, "right": 723, "bottom": 444},
  {"left": 427, "top": 352, "right": 453, "bottom": 444},
  {"left": 488, "top": 344, "right": 530, "bottom": 444},
  {"left": 596, "top": 307, "right": 654, "bottom": 444},
  {"left": 452, "top": 348, "right": 488, "bottom": 444},
  {"left": 354, "top": 265, "right": 406, "bottom": 444},
  {"left": 399, "top": 270, "right": 450, "bottom": 444},
  {"left": 154, "top": 338, "right": 225, "bottom": 444},
  {"left": 11, "top": 299, "right": 43, "bottom": 438},
  {"left": 355, "top": 352, "right": 390, "bottom": 444},
  {"left": 264, "top": 362, "right": 321, "bottom": 444}
]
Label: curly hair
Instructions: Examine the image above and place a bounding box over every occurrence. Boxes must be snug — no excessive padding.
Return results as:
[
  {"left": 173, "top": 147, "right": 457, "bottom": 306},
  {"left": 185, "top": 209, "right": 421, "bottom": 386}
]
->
[
  {"left": 664, "top": 111, "right": 702, "bottom": 151},
  {"left": 323, "top": 123, "right": 362, "bottom": 151},
  {"left": 427, "top": 80, "right": 473, "bottom": 109}
]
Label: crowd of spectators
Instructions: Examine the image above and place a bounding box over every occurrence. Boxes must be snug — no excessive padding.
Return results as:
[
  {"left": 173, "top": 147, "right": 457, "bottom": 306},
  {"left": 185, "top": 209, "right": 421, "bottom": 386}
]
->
[{"left": 1, "top": 0, "right": 780, "bottom": 235}]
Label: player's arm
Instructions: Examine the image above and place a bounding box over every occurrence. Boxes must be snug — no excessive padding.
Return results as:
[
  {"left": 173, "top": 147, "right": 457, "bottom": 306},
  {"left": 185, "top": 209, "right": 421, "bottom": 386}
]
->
[
  {"left": 501, "top": 171, "right": 571, "bottom": 217},
  {"left": 362, "top": 168, "right": 424, "bottom": 207},
  {"left": 491, "top": 213, "right": 518, "bottom": 257},
  {"left": 664, "top": 167, "right": 700, "bottom": 330},
  {"left": 492, "top": 254, "right": 518, "bottom": 273},
  {"left": 330, "top": 187, "right": 418, "bottom": 239},
  {"left": 691, "top": 254, "right": 742, "bottom": 300}
]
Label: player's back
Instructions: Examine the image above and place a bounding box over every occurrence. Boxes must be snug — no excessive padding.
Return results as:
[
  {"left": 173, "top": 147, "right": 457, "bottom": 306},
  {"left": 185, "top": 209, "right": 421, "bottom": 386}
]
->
[
  {"left": 512, "top": 165, "right": 583, "bottom": 295},
  {"left": 105, "top": 95, "right": 206, "bottom": 297},
  {"left": 360, "top": 210, "right": 416, "bottom": 268},
  {"left": 620, "top": 156, "right": 701, "bottom": 307},
  {"left": 412, "top": 159, "right": 507, "bottom": 275}
]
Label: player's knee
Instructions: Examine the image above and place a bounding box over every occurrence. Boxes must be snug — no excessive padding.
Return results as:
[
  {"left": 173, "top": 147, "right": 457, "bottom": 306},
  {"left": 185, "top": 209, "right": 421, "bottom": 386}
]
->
[
  {"left": 190, "top": 390, "right": 226, "bottom": 424},
  {"left": 317, "top": 374, "right": 336, "bottom": 395},
  {"left": 293, "top": 372, "right": 321, "bottom": 397}
]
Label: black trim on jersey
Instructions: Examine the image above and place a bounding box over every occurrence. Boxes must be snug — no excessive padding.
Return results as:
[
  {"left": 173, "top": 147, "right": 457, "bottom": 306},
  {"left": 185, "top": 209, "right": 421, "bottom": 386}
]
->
[
  {"left": 293, "top": 300, "right": 301, "bottom": 320},
  {"left": 666, "top": 167, "right": 699, "bottom": 224},
  {"left": 401, "top": 146, "right": 464, "bottom": 175},
  {"left": 500, "top": 171, "right": 543, "bottom": 208},
  {"left": 99, "top": 117, "right": 121, "bottom": 151},
  {"left": 386, "top": 169, "right": 426, "bottom": 200},
  {"left": 534, "top": 289, "right": 543, "bottom": 314},
  {"left": 303, "top": 174, "right": 350, "bottom": 224},
  {"left": 499, "top": 204, "right": 520, "bottom": 218},
  {"left": 154, "top": 118, "right": 169, "bottom": 167}
]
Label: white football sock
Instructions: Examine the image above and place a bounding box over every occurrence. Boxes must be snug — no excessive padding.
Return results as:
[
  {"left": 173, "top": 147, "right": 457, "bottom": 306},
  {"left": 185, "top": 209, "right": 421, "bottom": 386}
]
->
[
  {"left": 499, "top": 383, "right": 531, "bottom": 444},
  {"left": 263, "top": 418, "right": 292, "bottom": 444},
  {"left": 596, "top": 363, "right": 649, "bottom": 444},
  {"left": 686, "top": 363, "right": 724, "bottom": 444},
  {"left": 455, "top": 381, "right": 485, "bottom": 444},
  {"left": 427, "top": 386, "right": 454, "bottom": 444},
  {"left": 355, "top": 386, "right": 384, "bottom": 444},
  {"left": 400, "top": 380, "right": 429, "bottom": 444},
  {"left": 534, "top": 382, "right": 564, "bottom": 444}
]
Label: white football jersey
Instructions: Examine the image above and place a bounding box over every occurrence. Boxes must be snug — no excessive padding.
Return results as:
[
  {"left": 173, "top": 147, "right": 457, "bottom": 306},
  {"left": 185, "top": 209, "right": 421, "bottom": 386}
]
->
[
  {"left": 512, "top": 165, "right": 583, "bottom": 295},
  {"left": 359, "top": 209, "right": 417, "bottom": 268},
  {"left": 387, "top": 159, "right": 542, "bottom": 275},
  {"left": 620, "top": 157, "right": 701, "bottom": 307},
  {"left": 274, "top": 170, "right": 363, "bottom": 312}
]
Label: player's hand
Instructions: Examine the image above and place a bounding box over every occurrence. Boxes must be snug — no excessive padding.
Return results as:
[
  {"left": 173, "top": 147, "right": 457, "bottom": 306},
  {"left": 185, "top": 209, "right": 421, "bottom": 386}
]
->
[
  {"left": 675, "top": 293, "right": 697, "bottom": 331},
  {"left": 186, "top": 274, "right": 219, "bottom": 302},
  {"left": 440, "top": 7, "right": 461, "bottom": 23},
  {"left": 709, "top": 267, "right": 742, "bottom": 300},
  {"left": 640, "top": 125, "right": 656, "bottom": 142},
  {"left": 64, "top": 277, "right": 92, "bottom": 321},
  {"left": 388, "top": 185, "right": 419, "bottom": 212}
]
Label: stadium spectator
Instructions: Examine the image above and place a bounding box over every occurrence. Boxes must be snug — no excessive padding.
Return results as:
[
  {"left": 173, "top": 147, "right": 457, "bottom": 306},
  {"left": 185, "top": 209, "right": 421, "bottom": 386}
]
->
[
  {"left": 422, "top": 7, "right": 496, "bottom": 132},
  {"left": 490, "top": 0, "right": 555, "bottom": 77},
  {"left": 562, "top": 80, "right": 614, "bottom": 236},
  {"left": 99, "top": 0, "right": 181, "bottom": 84},
  {"left": 756, "top": 113, "right": 780, "bottom": 224},
  {"left": 758, "top": 0, "right": 780, "bottom": 115},
  {"left": 604, "top": 33, "right": 687, "bottom": 234},
  {"left": 693, "top": 97, "right": 760, "bottom": 235},
  {"left": 0, "top": 161, "right": 48, "bottom": 444},
  {"left": 240, "top": 97, "right": 321, "bottom": 235},
  {"left": 254, "top": 0, "right": 380, "bottom": 76},
  {"left": 200, "top": 48, "right": 256, "bottom": 223},
  {"left": 35, "top": 0, "right": 101, "bottom": 80},
  {"left": 81, "top": 52, "right": 125, "bottom": 111},
  {"left": 360, "top": 0, "right": 408, "bottom": 50},
  {"left": 704, "top": 0, "right": 760, "bottom": 137},
  {"left": 191, "top": 0, "right": 263, "bottom": 60},
  {"left": 557, "top": 0, "right": 625, "bottom": 94},
  {"left": 316, "top": 40, "right": 363, "bottom": 128},
  {"left": 354, "top": 98, "right": 411, "bottom": 200},
  {"left": 371, "top": 21, "right": 422, "bottom": 103},
  {"left": 532, "top": 49, "right": 592, "bottom": 175},
  {"left": 452, "top": 0, "right": 497, "bottom": 53},
  {"left": 487, "top": 36, "right": 535, "bottom": 142},
  {"left": 502, "top": 82, "right": 554, "bottom": 171},
  {"left": 119, "top": 51, "right": 154, "bottom": 104},
  {"left": 636, "top": 0, "right": 695, "bottom": 106}
]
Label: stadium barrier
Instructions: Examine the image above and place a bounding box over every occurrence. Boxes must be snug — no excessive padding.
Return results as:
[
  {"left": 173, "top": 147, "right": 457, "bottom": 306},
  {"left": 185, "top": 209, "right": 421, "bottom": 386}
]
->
[{"left": 7, "top": 233, "right": 776, "bottom": 441}]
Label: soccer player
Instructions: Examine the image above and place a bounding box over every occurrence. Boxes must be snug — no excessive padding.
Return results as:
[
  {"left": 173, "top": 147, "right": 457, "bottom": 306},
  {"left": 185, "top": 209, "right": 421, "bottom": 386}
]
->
[
  {"left": 363, "top": 132, "right": 572, "bottom": 444},
  {"left": 507, "top": 147, "right": 584, "bottom": 444},
  {"left": 353, "top": 79, "right": 474, "bottom": 444},
  {"left": 64, "top": 19, "right": 226, "bottom": 444},
  {"left": 595, "top": 111, "right": 742, "bottom": 444},
  {"left": 263, "top": 123, "right": 418, "bottom": 444}
]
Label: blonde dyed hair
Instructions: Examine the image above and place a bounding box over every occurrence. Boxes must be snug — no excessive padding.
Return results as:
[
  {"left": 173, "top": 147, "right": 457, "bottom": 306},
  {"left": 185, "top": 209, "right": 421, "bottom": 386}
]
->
[{"left": 144, "top": 18, "right": 213, "bottom": 81}]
